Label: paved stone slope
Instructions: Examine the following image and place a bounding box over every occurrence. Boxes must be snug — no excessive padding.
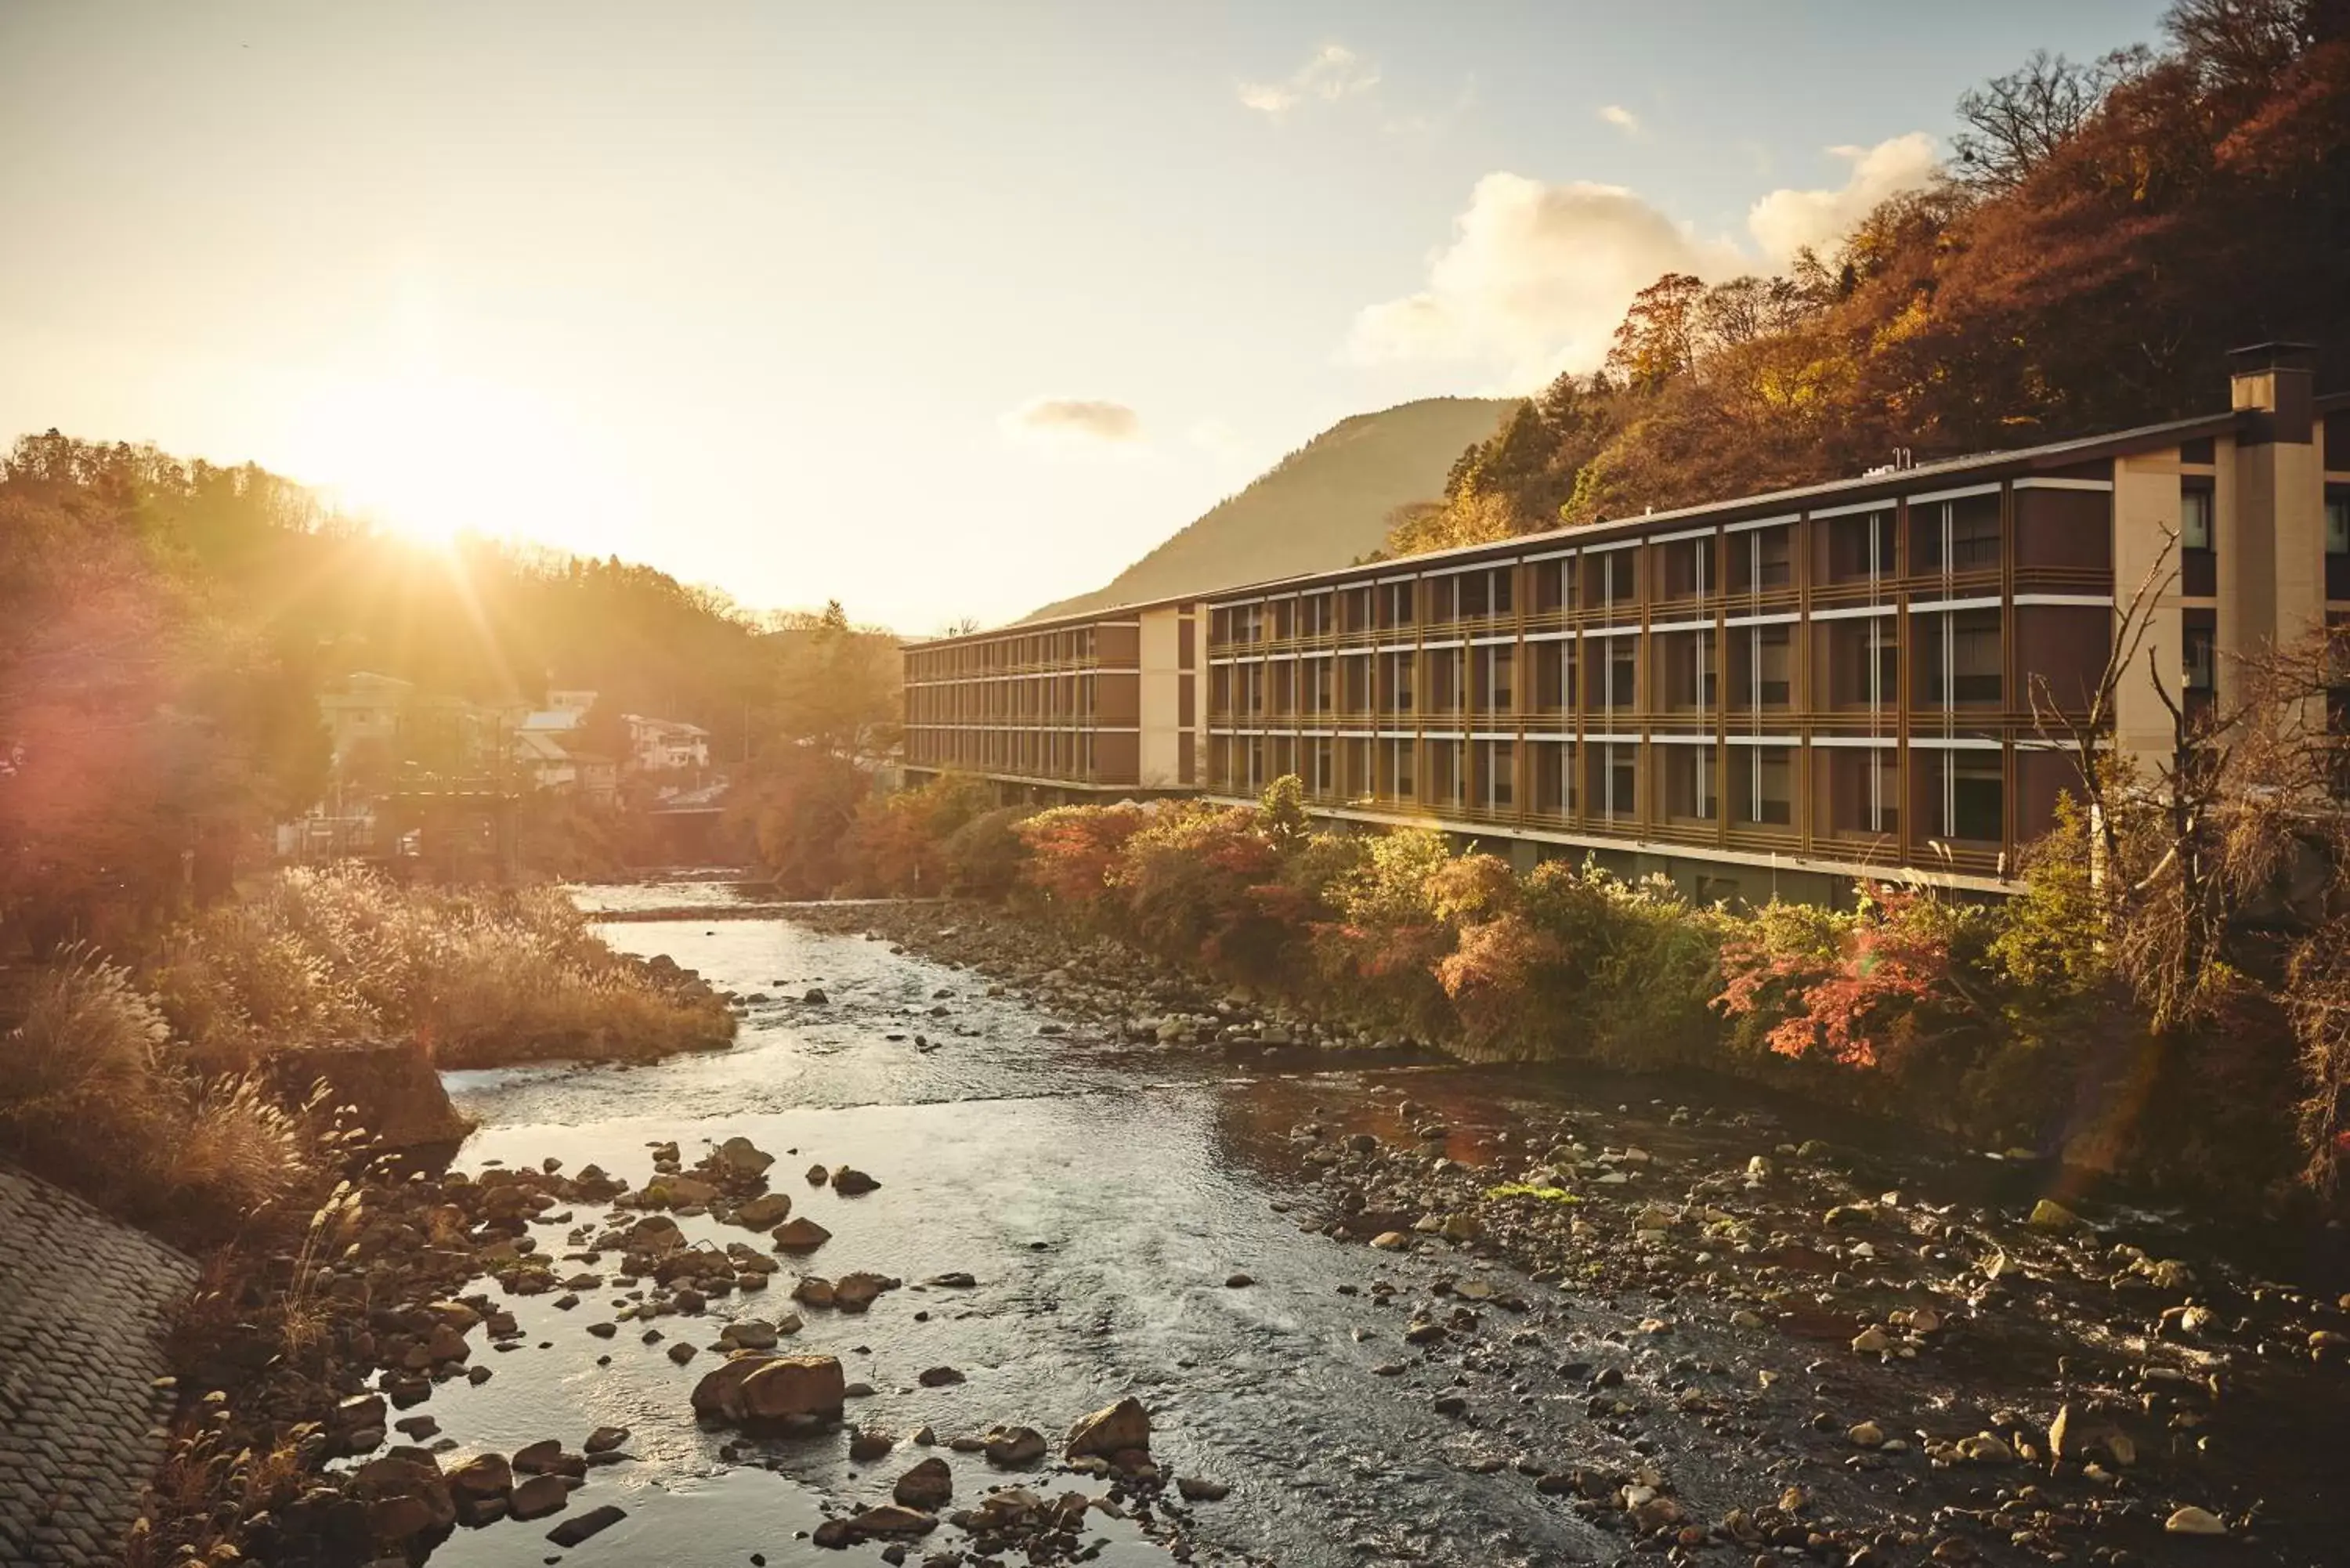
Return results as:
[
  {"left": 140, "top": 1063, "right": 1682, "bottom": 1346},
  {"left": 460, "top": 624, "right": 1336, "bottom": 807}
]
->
[{"left": 0, "top": 1169, "right": 195, "bottom": 1566}]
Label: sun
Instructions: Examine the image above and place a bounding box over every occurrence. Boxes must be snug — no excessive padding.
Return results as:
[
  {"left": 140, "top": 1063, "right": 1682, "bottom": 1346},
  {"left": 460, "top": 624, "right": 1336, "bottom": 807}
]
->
[{"left": 281, "top": 374, "right": 580, "bottom": 547}]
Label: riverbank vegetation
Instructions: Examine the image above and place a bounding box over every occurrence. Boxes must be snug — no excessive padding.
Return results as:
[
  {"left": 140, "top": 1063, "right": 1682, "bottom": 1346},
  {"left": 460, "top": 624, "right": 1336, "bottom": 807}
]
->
[
  {"left": 837, "top": 638, "right": 2350, "bottom": 1209},
  {"left": 0, "top": 865, "right": 732, "bottom": 1241},
  {"left": 151, "top": 865, "right": 735, "bottom": 1071}
]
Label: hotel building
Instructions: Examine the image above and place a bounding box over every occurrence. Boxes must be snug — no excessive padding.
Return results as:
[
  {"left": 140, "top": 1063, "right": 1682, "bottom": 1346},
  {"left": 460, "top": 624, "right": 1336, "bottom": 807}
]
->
[
  {"left": 901, "top": 598, "right": 1206, "bottom": 797},
  {"left": 906, "top": 345, "right": 2348, "bottom": 901}
]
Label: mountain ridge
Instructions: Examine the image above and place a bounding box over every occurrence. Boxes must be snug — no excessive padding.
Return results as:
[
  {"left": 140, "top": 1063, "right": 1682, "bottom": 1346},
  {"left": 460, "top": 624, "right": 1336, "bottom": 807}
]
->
[{"left": 1022, "top": 396, "right": 1513, "bottom": 622}]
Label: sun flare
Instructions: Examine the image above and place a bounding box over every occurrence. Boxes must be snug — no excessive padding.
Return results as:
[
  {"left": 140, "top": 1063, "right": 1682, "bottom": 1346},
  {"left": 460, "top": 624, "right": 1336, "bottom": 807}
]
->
[{"left": 280, "top": 374, "right": 587, "bottom": 547}]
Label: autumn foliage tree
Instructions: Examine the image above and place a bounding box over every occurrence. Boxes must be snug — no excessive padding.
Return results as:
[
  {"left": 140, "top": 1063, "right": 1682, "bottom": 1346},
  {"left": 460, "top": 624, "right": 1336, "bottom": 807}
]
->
[{"left": 1385, "top": 0, "right": 2350, "bottom": 560}]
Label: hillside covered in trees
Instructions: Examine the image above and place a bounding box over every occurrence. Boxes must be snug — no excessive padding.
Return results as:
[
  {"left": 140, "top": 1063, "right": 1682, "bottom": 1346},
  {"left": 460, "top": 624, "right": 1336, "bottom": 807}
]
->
[
  {"left": 1387, "top": 0, "right": 2350, "bottom": 557},
  {"left": 1024, "top": 396, "right": 1514, "bottom": 620},
  {"left": 0, "top": 432, "right": 897, "bottom": 944}
]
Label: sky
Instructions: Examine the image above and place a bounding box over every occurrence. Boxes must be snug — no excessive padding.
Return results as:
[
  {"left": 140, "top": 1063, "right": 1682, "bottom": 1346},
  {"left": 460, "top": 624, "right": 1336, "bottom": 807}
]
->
[{"left": 1, "top": 0, "right": 2174, "bottom": 633}]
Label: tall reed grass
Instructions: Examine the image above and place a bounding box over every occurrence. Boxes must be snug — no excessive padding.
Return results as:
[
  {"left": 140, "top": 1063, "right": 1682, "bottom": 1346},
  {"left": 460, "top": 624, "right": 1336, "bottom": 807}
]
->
[
  {"left": 149, "top": 865, "right": 734, "bottom": 1069},
  {"left": 0, "top": 951, "right": 310, "bottom": 1231}
]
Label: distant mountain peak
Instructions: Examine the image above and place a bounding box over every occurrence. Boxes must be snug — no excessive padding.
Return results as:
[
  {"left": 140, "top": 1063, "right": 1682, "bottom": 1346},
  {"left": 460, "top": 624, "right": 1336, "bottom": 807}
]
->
[{"left": 1023, "top": 396, "right": 1515, "bottom": 621}]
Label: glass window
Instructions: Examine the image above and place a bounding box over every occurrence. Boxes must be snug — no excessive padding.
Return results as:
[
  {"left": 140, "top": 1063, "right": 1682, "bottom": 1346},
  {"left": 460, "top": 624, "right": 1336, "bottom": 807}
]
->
[
  {"left": 2181, "top": 486, "right": 2214, "bottom": 551},
  {"left": 2326, "top": 494, "right": 2348, "bottom": 556},
  {"left": 1734, "top": 746, "right": 1794, "bottom": 827},
  {"left": 2183, "top": 620, "right": 2216, "bottom": 692}
]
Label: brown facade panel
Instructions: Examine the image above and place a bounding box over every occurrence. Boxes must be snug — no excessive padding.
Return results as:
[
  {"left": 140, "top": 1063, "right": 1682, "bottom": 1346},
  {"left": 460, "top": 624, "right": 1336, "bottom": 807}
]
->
[
  {"left": 2013, "top": 486, "right": 2113, "bottom": 570},
  {"left": 2013, "top": 605, "right": 2114, "bottom": 712},
  {"left": 1097, "top": 623, "right": 1141, "bottom": 664},
  {"left": 1093, "top": 730, "right": 1140, "bottom": 784},
  {"left": 1095, "top": 671, "right": 1141, "bottom": 724}
]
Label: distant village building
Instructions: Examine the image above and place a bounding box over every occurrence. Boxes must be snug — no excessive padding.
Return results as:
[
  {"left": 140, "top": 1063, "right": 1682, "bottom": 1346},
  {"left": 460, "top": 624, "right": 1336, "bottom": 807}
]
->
[
  {"left": 626, "top": 715, "right": 710, "bottom": 773},
  {"left": 317, "top": 671, "right": 417, "bottom": 768}
]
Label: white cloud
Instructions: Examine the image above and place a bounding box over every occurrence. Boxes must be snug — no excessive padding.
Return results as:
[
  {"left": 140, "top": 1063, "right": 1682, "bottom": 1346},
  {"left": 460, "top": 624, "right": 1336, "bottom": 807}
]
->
[
  {"left": 1746, "top": 132, "right": 1940, "bottom": 263},
  {"left": 1000, "top": 397, "right": 1144, "bottom": 448},
  {"left": 1238, "top": 44, "right": 1379, "bottom": 121},
  {"left": 1597, "top": 103, "right": 1643, "bottom": 137},
  {"left": 1347, "top": 172, "right": 1740, "bottom": 387},
  {"left": 1345, "top": 132, "right": 1941, "bottom": 388}
]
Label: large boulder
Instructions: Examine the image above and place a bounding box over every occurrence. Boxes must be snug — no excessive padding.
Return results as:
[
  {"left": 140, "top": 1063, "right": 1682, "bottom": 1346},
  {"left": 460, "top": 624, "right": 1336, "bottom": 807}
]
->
[
  {"left": 265, "top": 1040, "right": 469, "bottom": 1149},
  {"left": 1064, "top": 1396, "right": 1151, "bottom": 1461},
  {"left": 690, "top": 1353, "right": 774, "bottom": 1422},
  {"left": 736, "top": 1355, "right": 848, "bottom": 1423}
]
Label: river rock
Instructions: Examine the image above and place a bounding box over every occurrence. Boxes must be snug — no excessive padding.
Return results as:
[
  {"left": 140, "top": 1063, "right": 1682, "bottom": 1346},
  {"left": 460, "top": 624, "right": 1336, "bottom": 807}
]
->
[
  {"left": 691, "top": 1353, "right": 772, "bottom": 1422},
  {"left": 720, "top": 1318, "right": 782, "bottom": 1351},
  {"left": 716, "top": 1136, "right": 775, "bottom": 1177},
  {"left": 831, "top": 1165, "right": 881, "bottom": 1195},
  {"left": 735, "top": 1192, "right": 792, "bottom": 1228},
  {"left": 919, "top": 1365, "right": 966, "bottom": 1386},
  {"left": 1065, "top": 1396, "right": 1151, "bottom": 1461},
  {"left": 772, "top": 1218, "right": 833, "bottom": 1252},
  {"left": 2165, "top": 1506, "right": 2227, "bottom": 1535},
  {"left": 848, "top": 1503, "right": 938, "bottom": 1537},
  {"left": 894, "top": 1455, "right": 954, "bottom": 1508},
  {"left": 584, "top": 1425, "right": 630, "bottom": 1454},
  {"left": 984, "top": 1425, "right": 1048, "bottom": 1466},
  {"left": 2028, "top": 1198, "right": 2085, "bottom": 1232},
  {"left": 794, "top": 1276, "right": 836, "bottom": 1307},
  {"left": 740, "top": 1354, "right": 848, "bottom": 1422},
  {"left": 833, "top": 1270, "right": 902, "bottom": 1312},
  {"left": 546, "top": 1505, "right": 627, "bottom": 1548},
  {"left": 352, "top": 1448, "right": 455, "bottom": 1542},
  {"left": 508, "top": 1472, "right": 569, "bottom": 1522},
  {"left": 2048, "top": 1403, "right": 2135, "bottom": 1465},
  {"left": 624, "top": 1214, "right": 687, "bottom": 1253},
  {"left": 512, "top": 1439, "right": 585, "bottom": 1478},
  {"left": 448, "top": 1452, "right": 512, "bottom": 1515},
  {"left": 1178, "top": 1476, "right": 1231, "bottom": 1501}
]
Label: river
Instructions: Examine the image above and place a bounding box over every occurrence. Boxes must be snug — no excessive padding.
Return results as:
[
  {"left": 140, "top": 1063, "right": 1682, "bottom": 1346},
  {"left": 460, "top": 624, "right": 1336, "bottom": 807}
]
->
[{"left": 396, "top": 880, "right": 2347, "bottom": 1568}]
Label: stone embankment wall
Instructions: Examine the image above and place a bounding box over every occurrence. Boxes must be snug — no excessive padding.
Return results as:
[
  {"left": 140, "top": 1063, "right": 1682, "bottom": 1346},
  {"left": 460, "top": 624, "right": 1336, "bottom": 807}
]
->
[{"left": 0, "top": 1168, "right": 196, "bottom": 1566}]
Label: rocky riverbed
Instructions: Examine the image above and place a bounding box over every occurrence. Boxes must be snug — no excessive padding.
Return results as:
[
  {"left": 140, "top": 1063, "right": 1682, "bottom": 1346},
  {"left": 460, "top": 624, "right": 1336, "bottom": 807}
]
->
[{"left": 159, "top": 883, "right": 2350, "bottom": 1568}]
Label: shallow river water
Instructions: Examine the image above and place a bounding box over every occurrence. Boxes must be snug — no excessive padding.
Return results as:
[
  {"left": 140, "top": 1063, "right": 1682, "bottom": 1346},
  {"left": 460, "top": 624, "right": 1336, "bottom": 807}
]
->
[{"left": 397, "top": 883, "right": 2345, "bottom": 1568}]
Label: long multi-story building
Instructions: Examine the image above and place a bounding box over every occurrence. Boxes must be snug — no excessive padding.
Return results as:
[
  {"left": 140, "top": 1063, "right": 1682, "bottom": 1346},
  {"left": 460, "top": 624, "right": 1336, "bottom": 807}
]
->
[
  {"left": 904, "top": 345, "right": 2348, "bottom": 900},
  {"left": 901, "top": 598, "right": 1206, "bottom": 797}
]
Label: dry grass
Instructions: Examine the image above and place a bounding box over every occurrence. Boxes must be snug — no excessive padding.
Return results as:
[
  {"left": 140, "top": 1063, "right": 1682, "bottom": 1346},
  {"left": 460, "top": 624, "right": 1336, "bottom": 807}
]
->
[
  {"left": 150, "top": 865, "right": 732, "bottom": 1068},
  {"left": 0, "top": 950, "right": 316, "bottom": 1236}
]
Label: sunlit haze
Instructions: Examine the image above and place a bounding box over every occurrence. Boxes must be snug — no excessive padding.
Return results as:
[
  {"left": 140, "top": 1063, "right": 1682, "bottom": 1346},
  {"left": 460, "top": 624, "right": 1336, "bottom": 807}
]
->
[{"left": 3, "top": 0, "right": 2167, "bottom": 630}]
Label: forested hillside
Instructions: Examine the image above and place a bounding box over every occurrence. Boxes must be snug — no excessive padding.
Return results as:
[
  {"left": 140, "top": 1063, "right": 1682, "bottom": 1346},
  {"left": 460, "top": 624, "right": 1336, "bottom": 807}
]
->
[
  {"left": 0, "top": 432, "right": 896, "bottom": 942},
  {"left": 1386, "top": 0, "right": 2350, "bottom": 556},
  {"left": 1025, "top": 396, "right": 1513, "bottom": 620}
]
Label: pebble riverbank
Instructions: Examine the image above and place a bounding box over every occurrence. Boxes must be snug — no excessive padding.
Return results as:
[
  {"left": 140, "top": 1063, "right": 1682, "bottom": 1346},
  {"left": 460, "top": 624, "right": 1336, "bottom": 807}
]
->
[{"left": 132, "top": 888, "right": 2350, "bottom": 1568}]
